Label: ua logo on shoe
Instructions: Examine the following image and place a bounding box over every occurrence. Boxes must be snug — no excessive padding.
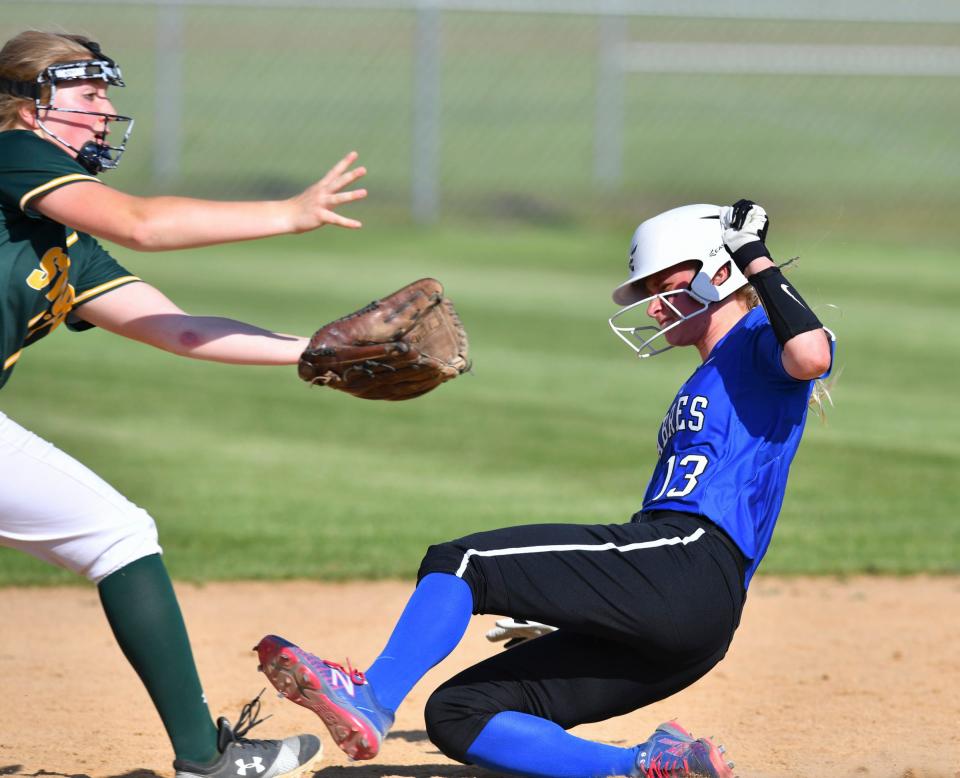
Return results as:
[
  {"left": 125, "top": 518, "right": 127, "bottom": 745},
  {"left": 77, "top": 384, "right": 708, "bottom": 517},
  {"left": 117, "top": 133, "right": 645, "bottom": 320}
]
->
[{"left": 234, "top": 757, "right": 265, "bottom": 775}]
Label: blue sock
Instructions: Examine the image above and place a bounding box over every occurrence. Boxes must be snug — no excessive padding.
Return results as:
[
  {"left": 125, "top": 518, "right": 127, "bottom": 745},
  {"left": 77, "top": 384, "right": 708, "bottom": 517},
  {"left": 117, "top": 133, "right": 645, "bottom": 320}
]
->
[
  {"left": 365, "top": 572, "right": 473, "bottom": 713},
  {"left": 466, "top": 711, "right": 639, "bottom": 778}
]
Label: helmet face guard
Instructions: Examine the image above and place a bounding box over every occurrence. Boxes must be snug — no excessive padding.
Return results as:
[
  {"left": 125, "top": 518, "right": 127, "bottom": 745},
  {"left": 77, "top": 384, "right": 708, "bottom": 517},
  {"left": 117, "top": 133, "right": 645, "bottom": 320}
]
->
[
  {"left": 609, "top": 287, "right": 709, "bottom": 358},
  {"left": 608, "top": 204, "right": 748, "bottom": 359},
  {"left": 0, "top": 41, "right": 133, "bottom": 173}
]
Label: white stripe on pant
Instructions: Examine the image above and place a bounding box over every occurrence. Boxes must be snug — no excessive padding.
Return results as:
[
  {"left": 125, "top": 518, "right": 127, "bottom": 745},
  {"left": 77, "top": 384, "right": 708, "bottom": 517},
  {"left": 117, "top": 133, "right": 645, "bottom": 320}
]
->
[{"left": 454, "top": 527, "right": 706, "bottom": 577}]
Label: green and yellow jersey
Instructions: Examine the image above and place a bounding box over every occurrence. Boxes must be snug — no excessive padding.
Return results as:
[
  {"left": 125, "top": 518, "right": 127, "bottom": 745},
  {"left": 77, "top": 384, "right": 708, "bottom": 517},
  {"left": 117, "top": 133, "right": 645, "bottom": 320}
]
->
[{"left": 0, "top": 130, "right": 140, "bottom": 389}]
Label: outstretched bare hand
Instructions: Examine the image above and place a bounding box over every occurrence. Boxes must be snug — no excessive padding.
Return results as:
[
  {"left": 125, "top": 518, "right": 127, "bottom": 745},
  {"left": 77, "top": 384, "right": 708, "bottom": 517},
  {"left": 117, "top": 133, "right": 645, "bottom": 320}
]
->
[{"left": 289, "top": 151, "right": 368, "bottom": 232}]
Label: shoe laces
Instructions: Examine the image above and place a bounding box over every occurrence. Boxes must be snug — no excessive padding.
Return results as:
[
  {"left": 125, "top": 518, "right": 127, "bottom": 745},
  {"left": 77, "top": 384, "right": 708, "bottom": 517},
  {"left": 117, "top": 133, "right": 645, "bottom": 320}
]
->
[
  {"left": 321, "top": 657, "right": 367, "bottom": 686},
  {"left": 637, "top": 732, "right": 695, "bottom": 777},
  {"left": 645, "top": 752, "right": 692, "bottom": 777},
  {"left": 645, "top": 739, "right": 715, "bottom": 777},
  {"left": 223, "top": 689, "right": 277, "bottom": 750}
]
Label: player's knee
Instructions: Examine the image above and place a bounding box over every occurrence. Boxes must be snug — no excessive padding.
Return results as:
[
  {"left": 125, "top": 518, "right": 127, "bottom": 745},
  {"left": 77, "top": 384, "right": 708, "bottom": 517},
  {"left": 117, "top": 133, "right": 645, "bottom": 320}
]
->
[
  {"left": 417, "top": 540, "right": 470, "bottom": 581},
  {"left": 84, "top": 507, "right": 162, "bottom": 584},
  {"left": 417, "top": 541, "right": 488, "bottom": 609},
  {"left": 425, "top": 683, "right": 501, "bottom": 764}
]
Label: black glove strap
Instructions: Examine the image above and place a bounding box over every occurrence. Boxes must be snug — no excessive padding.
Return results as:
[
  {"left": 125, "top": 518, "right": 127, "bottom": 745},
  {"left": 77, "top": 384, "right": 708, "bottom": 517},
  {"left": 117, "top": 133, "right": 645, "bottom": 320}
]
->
[
  {"left": 750, "top": 266, "right": 824, "bottom": 346},
  {"left": 730, "top": 240, "right": 770, "bottom": 273}
]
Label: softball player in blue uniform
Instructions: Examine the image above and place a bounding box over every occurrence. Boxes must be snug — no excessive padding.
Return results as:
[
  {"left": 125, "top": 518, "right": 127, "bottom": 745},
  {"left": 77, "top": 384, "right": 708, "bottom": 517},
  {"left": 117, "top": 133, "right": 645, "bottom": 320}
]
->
[
  {"left": 255, "top": 203, "right": 833, "bottom": 778},
  {"left": 0, "top": 30, "right": 367, "bottom": 777}
]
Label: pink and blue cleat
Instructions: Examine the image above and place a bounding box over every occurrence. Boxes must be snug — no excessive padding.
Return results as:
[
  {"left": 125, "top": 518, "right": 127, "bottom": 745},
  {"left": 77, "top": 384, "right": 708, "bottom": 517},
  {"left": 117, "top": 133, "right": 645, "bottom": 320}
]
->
[
  {"left": 634, "top": 720, "right": 736, "bottom": 777},
  {"left": 255, "top": 634, "right": 394, "bottom": 761}
]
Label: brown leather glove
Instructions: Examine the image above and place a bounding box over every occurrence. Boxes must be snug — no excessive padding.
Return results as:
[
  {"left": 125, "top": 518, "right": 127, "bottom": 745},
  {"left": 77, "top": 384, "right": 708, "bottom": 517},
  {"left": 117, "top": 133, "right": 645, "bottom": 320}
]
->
[{"left": 299, "top": 278, "right": 470, "bottom": 401}]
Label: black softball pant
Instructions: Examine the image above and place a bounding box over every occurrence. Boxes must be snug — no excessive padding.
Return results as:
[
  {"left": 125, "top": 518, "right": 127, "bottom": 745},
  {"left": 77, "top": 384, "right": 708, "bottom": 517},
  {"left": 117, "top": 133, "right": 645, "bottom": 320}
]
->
[{"left": 416, "top": 511, "right": 747, "bottom": 763}]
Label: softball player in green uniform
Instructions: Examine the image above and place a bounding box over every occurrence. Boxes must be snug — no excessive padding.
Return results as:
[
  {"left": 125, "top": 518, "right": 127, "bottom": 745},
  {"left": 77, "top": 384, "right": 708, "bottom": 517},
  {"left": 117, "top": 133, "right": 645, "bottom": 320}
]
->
[{"left": 0, "top": 30, "right": 367, "bottom": 777}]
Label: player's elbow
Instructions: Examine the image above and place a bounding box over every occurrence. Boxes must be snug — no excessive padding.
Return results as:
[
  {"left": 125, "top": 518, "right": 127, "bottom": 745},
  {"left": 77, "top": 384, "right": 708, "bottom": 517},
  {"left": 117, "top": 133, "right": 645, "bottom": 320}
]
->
[
  {"left": 783, "top": 332, "right": 832, "bottom": 381},
  {"left": 96, "top": 196, "right": 167, "bottom": 251},
  {"left": 125, "top": 218, "right": 167, "bottom": 252},
  {"left": 810, "top": 348, "right": 833, "bottom": 379},
  {"left": 790, "top": 357, "right": 832, "bottom": 381}
]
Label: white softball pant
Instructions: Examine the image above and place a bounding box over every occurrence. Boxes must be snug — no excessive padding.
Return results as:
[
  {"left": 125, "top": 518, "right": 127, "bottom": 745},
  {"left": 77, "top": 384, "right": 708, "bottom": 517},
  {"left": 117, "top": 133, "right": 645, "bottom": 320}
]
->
[{"left": 0, "top": 411, "right": 162, "bottom": 583}]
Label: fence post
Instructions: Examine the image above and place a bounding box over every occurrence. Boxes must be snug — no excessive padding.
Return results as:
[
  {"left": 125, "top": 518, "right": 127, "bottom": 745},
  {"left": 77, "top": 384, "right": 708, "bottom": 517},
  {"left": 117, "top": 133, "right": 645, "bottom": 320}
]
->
[
  {"left": 154, "top": 2, "right": 184, "bottom": 189},
  {"left": 594, "top": 13, "right": 627, "bottom": 189},
  {"left": 412, "top": 1, "right": 442, "bottom": 223}
]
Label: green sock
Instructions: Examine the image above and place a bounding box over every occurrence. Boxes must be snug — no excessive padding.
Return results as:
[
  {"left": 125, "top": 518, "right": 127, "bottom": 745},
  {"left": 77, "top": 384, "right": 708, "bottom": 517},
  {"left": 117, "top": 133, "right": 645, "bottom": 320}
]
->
[{"left": 98, "top": 554, "right": 219, "bottom": 765}]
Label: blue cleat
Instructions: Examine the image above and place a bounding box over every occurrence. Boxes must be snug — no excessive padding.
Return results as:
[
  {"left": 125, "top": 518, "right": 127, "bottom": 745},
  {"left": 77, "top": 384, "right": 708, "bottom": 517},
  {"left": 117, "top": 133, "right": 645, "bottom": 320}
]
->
[
  {"left": 255, "top": 634, "right": 394, "bottom": 761},
  {"left": 634, "top": 720, "right": 735, "bottom": 777}
]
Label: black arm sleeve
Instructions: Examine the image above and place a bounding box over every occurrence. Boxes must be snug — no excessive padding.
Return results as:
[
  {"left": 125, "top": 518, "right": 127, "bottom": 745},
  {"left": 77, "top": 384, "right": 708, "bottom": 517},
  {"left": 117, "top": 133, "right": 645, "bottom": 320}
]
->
[{"left": 749, "top": 266, "right": 824, "bottom": 346}]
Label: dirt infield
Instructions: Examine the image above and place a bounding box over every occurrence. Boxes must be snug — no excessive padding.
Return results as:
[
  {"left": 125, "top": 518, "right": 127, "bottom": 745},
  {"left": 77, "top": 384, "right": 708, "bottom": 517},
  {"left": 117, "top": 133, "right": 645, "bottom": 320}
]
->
[{"left": 2, "top": 576, "right": 958, "bottom": 778}]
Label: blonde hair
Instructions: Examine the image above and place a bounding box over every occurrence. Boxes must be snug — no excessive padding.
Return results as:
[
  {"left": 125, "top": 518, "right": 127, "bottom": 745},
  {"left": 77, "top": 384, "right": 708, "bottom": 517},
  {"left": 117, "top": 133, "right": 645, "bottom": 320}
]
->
[
  {"left": 0, "top": 31, "right": 95, "bottom": 130},
  {"left": 736, "top": 284, "right": 760, "bottom": 310}
]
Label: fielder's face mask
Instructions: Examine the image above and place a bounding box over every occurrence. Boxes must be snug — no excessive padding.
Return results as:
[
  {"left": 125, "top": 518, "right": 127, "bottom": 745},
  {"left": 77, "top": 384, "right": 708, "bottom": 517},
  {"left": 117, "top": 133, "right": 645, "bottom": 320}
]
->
[
  {"left": 0, "top": 41, "right": 133, "bottom": 174},
  {"left": 608, "top": 204, "right": 748, "bottom": 359}
]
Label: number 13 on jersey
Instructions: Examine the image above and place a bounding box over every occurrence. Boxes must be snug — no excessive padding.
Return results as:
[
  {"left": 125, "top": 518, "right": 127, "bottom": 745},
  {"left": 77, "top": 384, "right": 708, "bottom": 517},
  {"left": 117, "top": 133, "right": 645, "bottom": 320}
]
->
[{"left": 652, "top": 454, "right": 709, "bottom": 499}]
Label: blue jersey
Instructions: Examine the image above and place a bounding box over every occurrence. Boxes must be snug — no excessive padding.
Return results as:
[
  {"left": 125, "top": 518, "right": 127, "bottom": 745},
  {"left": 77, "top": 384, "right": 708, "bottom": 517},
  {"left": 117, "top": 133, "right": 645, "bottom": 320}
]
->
[{"left": 641, "top": 306, "right": 832, "bottom": 587}]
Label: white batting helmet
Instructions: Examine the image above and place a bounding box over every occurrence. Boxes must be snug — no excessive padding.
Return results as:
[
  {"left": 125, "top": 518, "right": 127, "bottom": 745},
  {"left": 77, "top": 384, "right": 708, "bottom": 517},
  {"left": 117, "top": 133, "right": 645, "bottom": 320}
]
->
[{"left": 609, "top": 204, "right": 748, "bottom": 358}]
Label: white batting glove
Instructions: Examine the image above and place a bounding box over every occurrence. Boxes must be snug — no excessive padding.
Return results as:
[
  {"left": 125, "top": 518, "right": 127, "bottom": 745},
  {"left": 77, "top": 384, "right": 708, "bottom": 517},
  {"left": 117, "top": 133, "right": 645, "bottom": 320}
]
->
[
  {"left": 485, "top": 618, "right": 557, "bottom": 649},
  {"left": 720, "top": 198, "right": 771, "bottom": 271}
]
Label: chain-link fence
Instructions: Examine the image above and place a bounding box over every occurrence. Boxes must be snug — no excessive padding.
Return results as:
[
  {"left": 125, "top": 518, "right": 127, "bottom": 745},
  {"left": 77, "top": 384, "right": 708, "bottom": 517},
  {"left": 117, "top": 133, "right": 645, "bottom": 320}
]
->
[{"left": 4, "top": 1, "right": 959, "bottom": 231}]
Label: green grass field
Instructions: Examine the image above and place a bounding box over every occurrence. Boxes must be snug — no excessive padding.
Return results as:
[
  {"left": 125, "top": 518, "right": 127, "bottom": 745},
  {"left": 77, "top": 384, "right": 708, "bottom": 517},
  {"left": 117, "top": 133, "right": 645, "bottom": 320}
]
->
[
  {"left": 1, "top": 225, "right": 958, "bottom": 585},
  {"left": 1, "top": 7, "right": 957, "bottom": 232},
  {"left": 1, "top": 7, "right": 958, "bottom": 583}
]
